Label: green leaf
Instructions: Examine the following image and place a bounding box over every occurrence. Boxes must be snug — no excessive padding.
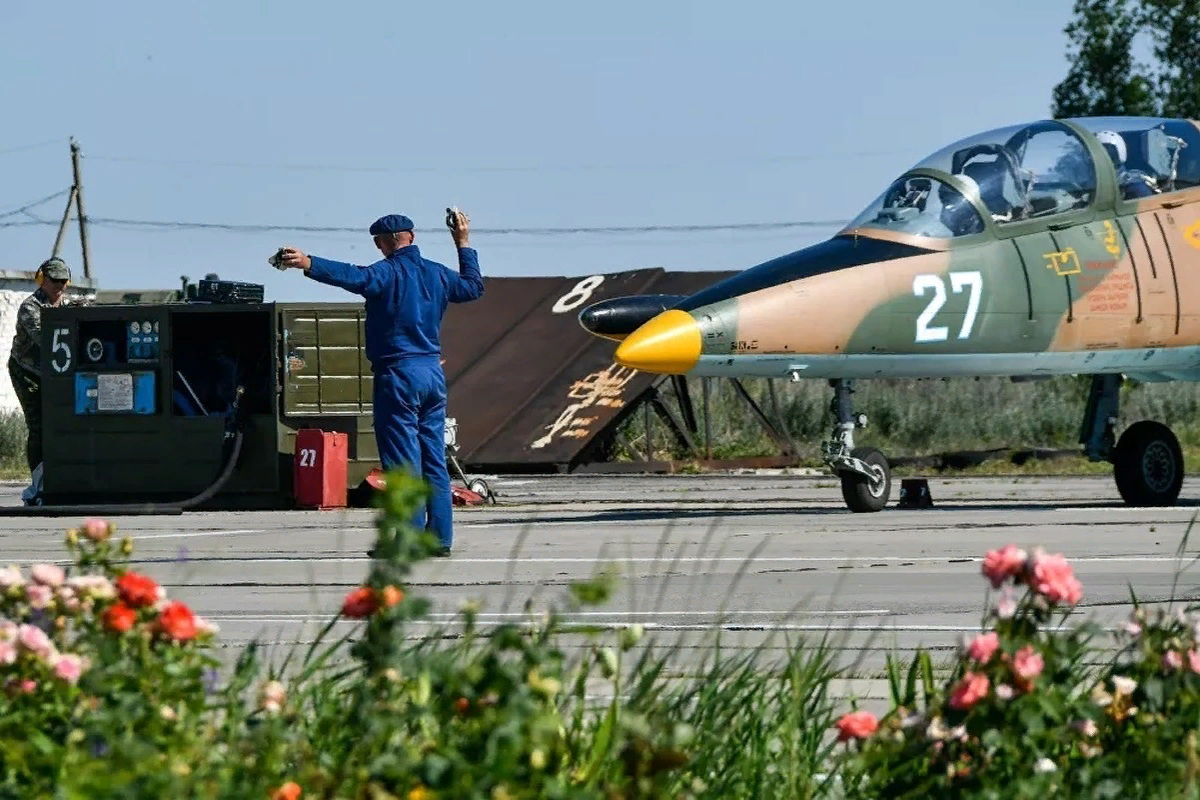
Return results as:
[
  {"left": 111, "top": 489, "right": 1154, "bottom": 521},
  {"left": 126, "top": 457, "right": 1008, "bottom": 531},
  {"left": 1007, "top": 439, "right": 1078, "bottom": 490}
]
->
[
  {"left": 582, "top": 702, "right": 618, "bottom": 785},
  {"left": 1019, "top": 706, "right": 1046, "bottom": 736},
  {"left": 1144, "top": 677, "right": 1165, "bottom": 711}
]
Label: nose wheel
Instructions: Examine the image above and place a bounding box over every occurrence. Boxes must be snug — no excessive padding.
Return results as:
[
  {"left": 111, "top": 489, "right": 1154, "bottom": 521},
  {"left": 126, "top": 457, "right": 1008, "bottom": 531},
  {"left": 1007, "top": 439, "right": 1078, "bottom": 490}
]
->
[
  {"left": 838, "top": 446, "right": 892, "bottom": 513},
  {"left": 822, "top": 380, "right": 892, "bottom": 512}
]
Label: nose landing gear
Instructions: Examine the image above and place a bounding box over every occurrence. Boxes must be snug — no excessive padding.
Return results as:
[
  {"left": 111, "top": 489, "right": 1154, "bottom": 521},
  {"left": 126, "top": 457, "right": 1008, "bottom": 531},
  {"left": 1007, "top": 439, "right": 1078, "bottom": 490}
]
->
[{"left": 822, "top": 379, "right": 892, "bottom": 512}]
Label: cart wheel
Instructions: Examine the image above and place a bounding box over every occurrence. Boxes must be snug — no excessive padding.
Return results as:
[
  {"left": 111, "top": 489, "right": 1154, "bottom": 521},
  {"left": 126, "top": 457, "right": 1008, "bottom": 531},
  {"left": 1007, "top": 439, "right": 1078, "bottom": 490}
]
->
[{"left": 469, "top": 478, "right": 494, "bottom": 503}]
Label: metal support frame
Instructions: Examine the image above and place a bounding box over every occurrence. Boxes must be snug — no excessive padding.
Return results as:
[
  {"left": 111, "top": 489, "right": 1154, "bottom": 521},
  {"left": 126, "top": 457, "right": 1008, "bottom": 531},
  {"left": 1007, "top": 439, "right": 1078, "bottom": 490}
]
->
[
  {"left": 1080, "top": 373, "right": 1122, "bottom": 462},
  {"left": 729, "top": 378, "right": 796, "bottom": 456},
  {"left": 580, "top": 374, "right": 801, "bottom": 470},
  {"left": 650, "top": 391, "right": 697, "bottom": 454}
]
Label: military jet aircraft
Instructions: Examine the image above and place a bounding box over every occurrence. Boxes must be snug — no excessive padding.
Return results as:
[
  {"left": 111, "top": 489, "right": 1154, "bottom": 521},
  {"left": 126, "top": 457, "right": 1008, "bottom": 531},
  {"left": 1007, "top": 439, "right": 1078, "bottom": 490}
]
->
[{"left": 578, "top": 116, "right": 1200, "bottom": 512}]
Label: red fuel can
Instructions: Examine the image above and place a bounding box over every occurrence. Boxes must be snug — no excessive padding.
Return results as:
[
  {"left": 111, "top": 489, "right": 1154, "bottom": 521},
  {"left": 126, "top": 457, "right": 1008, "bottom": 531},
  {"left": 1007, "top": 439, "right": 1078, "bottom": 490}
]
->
[{"left": 293, "top": 429, "right": 349, "bottom": 509}]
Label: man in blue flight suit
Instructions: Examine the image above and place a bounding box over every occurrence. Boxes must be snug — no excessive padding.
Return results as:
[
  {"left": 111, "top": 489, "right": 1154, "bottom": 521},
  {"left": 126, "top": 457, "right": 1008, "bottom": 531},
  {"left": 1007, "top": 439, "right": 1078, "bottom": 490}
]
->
[{"left": 275, "top": 210, "right": 484, "bottom": 555}]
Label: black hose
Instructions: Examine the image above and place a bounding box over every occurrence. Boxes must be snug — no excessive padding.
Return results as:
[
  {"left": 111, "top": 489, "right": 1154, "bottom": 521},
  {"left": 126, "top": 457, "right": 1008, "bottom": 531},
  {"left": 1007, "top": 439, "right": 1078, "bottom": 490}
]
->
[{"left": 178, "top": 429, "right": 245, "bottom": 510}]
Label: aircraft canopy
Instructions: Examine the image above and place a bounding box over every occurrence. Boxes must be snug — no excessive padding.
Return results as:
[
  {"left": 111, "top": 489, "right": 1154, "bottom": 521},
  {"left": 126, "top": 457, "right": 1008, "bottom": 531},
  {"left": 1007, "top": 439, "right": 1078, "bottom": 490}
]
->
[{"left": 846, "top": 116, "right": 1200, "bottom": 241}]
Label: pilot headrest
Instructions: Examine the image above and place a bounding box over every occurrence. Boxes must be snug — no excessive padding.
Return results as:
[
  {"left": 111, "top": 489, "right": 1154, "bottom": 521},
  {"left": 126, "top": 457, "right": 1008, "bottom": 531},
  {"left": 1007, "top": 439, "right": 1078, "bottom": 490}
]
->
[
  {"left": 954, "top": 173, "right": 980, "bottom": 196},
  {"left": 1096, "top": 130, "right": 1126, "bottom": 164}
]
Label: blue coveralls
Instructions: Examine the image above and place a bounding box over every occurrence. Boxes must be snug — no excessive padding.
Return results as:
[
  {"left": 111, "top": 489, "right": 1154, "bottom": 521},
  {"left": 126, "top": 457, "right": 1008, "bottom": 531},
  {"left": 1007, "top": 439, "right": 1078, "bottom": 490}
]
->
[{"left": 305, "top": 244, "right": 484, "bottom": 549}]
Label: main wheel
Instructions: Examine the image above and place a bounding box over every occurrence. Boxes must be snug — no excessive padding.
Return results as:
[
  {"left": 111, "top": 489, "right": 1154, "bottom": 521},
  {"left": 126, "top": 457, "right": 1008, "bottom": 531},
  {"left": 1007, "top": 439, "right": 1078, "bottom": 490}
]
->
[
  {"left": 840, "top": 447, "right": 891, "bottom": 513},
  {"left": 1112, "top": 420, "right": 1183, "bottom": 506}
]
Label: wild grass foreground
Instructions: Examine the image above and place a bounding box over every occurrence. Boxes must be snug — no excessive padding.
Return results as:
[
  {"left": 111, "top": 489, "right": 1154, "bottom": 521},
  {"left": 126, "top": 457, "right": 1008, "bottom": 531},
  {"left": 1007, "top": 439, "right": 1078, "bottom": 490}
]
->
[{"left": 3, "top": 475, "right": 1200, "bottom": 797}]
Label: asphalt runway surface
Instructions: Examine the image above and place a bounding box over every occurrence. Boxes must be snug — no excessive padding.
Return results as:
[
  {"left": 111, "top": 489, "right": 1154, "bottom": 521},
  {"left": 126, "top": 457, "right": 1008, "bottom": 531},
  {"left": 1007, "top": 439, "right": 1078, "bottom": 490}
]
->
[{"left": 2, "top": 474, "right": 1199, "bottom": 704}]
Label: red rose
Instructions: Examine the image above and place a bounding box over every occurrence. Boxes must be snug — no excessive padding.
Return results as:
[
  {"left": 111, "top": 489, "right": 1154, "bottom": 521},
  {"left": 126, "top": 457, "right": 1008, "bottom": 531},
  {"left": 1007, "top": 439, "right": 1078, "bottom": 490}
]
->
[
  {"left": 116, "top": 572, "right": 160, "bottom": 608},
  {"left": 341, "top": 587, "right": 378, "bottom": 618},
  {"left": 103, "top": 602, "right": 136, "bottom": 633},
  {"left": 156, "top": 601, "right": 196, "bottom": 641},
  {"left": 834, "top": 710, "right": 878, "bottom": 742}
]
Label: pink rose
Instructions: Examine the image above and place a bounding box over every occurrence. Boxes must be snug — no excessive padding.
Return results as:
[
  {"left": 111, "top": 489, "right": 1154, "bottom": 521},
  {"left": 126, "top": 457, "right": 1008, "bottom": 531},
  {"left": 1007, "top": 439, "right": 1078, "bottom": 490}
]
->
[
  {"left": 1188, "top": 650, "right": 1200, "bottom": 673},
  {"left": 995, "top": 683, "right": 1015, "bottom": 700},
  {"left": 1119, "top": 620, "right": 1142, "bottom": 637},
  {"left": 1012, "top": 645, "right": 1044, "bottom": 681},
  {"left": 0, "top": 641, "right": 15, "bottom": 666},
  {"left": 1164, "top": 651, "right": 1184, "bottom": 672},
  {"left": 17, "top": 624, "right": 55, "bottom": 662},
  {"left": 30, "top": 564, "right": 64, "bottom": 587},
  {"left": 949, "top": 672, "right": 990, "bottom": 710},
  {"left": 19, "top": 679, "right": 36, "bottom": 694},
  {"left": 0, "top": 566, "right": 23, "bottom": 589},
  {"left": 57, "top": 587, "right": 81, "bottom": 614},
  {"left": 82, "top": 519, "right": 111, "bottom": 542},
  {"left": 52, "top": 653, "right": 85, "bottom": 684},
  {"left": 966, "top": 631, "right": 1000, "bottom": 664},
  {"left": 259, "top": 680, "right": 286, "bottom": 714},
  {"left": 834, "top": 710, "right": 878, "bottom": 741},
  {"left": 67, "top": 575, "right": 115, "bottom": 600},
  {"left": 995, "top": 586, "right": 1017, "bottom": 619},
  {"left": 981, "top": 545, "right": 1027, "bottom": 589},
  {"left": 25, "top": 584, "right": 53, "bottom": 610},
  {"left": 1029, "top": 550, "right": 1083, "bottom": 606}
]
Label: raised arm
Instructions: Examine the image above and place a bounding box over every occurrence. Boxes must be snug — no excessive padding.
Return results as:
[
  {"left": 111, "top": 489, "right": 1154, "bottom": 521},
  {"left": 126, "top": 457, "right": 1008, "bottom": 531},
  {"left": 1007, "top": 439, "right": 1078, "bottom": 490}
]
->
[
  {"left": 443, "top": 209, "right": 484, "bottom": 302},
  {"left": 444, "top": 247, "right": 485, "bottom": 303}
]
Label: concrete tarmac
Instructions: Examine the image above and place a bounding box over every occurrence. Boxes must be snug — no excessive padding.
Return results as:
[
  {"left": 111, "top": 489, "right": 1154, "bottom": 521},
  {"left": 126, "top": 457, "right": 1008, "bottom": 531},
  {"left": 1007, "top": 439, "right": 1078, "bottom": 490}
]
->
[{"left": 1, "top": 474, "right": 1198, "bottom": 705}]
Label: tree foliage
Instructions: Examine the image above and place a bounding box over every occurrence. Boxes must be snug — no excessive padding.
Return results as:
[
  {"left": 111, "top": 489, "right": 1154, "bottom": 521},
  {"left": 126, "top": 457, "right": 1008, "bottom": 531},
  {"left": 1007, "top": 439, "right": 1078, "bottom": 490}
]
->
[
  {"left": 1140, "top": 0, "right": 1200, "bottom": 118},
  {"left": 1052, "top": 0, "right": 1200, "bottom": 119}
]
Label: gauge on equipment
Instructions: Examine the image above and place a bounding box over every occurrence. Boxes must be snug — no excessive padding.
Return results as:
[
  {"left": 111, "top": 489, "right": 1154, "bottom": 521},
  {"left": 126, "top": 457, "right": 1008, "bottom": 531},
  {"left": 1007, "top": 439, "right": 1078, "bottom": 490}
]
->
[{"left": 86, "top": 338, "right": 104, "bottom": 362}]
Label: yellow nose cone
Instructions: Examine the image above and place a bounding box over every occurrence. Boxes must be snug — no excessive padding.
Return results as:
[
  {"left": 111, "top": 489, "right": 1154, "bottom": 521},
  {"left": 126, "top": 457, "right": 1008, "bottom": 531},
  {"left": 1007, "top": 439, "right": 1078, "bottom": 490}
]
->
[{"left": 614, "top": 310, "right": 701, "bottom": 374}]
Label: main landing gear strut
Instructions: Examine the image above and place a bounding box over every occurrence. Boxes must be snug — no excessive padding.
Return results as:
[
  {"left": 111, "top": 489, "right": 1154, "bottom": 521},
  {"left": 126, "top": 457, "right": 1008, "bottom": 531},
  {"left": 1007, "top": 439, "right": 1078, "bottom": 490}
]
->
[
  {"left": 822, "top": 379, "right": 892, "bottom": 512},
  {"left": 1081, "top": 374, "right": 1184, "bottom": 506}
]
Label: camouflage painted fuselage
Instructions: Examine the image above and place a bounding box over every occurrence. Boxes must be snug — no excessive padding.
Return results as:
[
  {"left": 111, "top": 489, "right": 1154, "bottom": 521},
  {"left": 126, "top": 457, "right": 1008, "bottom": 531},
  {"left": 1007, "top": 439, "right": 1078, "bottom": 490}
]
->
[{"left": 599, "top": 116, "right": 1200, "bottom": 384}]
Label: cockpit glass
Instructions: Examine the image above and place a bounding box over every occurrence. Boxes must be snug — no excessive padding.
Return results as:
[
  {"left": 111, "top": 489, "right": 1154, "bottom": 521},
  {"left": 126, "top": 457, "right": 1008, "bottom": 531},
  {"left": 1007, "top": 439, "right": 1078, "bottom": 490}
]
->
[
  {"left": 1069, "top": 116, "right": 1200, "bottom": 198},
  {"left": 908, "top": 119, "right": 1097, "bottom": 224},
  {"left": 846, "top": 175, "right": 985, "bottom": 239}
]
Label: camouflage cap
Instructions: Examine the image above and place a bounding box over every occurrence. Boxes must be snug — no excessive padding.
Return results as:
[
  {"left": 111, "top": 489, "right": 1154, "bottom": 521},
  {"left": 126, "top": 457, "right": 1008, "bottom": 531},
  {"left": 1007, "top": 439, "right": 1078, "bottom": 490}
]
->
[{"left": 38, "top": 257, "right": 70, "bottom": 281}]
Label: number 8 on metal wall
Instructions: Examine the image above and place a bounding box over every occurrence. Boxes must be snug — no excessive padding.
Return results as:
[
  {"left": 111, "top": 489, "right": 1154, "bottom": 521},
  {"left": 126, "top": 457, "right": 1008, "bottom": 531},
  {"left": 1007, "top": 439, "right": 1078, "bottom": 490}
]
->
[{"left": 552, "top": 276, "right": 605, "bottom": 314}]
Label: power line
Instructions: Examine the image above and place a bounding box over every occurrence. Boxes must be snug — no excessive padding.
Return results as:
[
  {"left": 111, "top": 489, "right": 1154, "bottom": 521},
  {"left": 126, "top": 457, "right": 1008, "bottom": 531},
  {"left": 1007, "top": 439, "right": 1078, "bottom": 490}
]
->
[
  {"left": 82, "top": 149, "right": 906, "bottom": 174},
  {"left": 0, "top": 215, "right": 848, "bottom": 235},
  {"left": 0, "top": 139, "right": 62, "bottom": 158},
  {"left": 0, "top": 189, "right": 71, "bottom": 221}
]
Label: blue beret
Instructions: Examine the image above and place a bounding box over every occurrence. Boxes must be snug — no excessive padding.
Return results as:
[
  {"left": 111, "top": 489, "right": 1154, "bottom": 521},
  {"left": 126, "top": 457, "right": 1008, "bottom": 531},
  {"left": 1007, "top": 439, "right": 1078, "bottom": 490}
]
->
[{"left": 369, "top": 214, "right": 414, "bottom": 235}]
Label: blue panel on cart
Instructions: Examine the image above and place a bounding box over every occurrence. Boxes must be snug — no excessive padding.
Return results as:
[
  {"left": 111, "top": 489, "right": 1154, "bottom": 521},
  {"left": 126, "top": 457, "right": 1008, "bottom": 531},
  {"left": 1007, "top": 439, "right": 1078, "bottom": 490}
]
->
[{"left": 74, "top": 372, "right": 157, "bottom": 415}]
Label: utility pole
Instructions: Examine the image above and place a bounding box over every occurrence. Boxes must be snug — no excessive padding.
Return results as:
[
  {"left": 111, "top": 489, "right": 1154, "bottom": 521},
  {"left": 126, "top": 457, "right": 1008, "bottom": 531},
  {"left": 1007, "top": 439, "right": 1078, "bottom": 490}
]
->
[{"left": 51, "top": 138, "right": 93, "bottom": 280}]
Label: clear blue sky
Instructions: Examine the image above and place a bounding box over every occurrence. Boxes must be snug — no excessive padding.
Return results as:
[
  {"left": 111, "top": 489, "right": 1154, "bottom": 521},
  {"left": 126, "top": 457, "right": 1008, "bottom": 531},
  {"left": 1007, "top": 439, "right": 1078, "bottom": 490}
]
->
[{"left": 1, "top": 0, "right": 1079, "bottom": 302}]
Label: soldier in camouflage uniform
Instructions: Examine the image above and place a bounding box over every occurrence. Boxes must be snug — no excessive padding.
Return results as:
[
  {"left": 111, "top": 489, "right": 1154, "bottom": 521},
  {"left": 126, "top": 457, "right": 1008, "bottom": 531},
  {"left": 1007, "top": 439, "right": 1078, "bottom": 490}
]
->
[{"left": 8, "top": 257, "right": 71, "bottom": 473}]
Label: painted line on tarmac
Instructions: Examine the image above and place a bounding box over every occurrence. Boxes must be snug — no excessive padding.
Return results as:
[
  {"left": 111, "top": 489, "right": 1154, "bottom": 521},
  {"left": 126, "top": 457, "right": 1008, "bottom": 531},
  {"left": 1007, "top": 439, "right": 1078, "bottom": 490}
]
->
[
  {"left": 133, "top": 529, "right": 266, "bottom": 540},
  {"left": 196, "top": 615, "right": 991, "bottom": 635},
  {"left": 200, "top": 610, "right": 892, "bottom": 623},
  {"left": 8, "top": 553, "right": 1190, "bottom": 570},
  {"left": 232, "top": 554, "right": 1200, "bottom": 565}
]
